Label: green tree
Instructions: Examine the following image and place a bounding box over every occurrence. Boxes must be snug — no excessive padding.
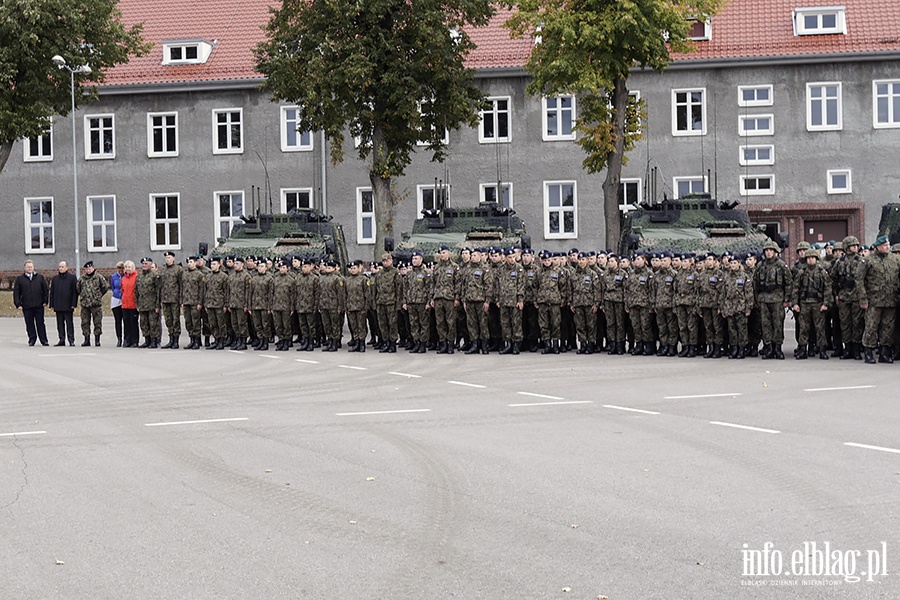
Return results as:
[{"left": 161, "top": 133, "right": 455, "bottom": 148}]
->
[
  {"left": 0, "top": 0, "right": 148, "bottom": 173},
  {"left": 256, "top": 0, "right": 494, "bottom": 259},
  {"left": 505, "top": 0, "right": 724, "bottom": 248}
]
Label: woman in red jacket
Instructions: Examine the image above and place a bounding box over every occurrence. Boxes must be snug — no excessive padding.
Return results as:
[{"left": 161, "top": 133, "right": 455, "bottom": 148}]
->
[{"left": 120, "top": 261, "right": 139, "bottom": 347}]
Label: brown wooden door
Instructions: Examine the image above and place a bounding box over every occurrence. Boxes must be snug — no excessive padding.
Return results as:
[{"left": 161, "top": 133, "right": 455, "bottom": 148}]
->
[{"left": 805, "top": 220, "right": 848, "bottom": 245}]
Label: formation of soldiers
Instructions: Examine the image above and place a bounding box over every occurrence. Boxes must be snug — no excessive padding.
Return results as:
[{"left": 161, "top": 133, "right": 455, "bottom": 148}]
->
[{"left": 74, "top": 234, "right": 900, "bottom": 364}]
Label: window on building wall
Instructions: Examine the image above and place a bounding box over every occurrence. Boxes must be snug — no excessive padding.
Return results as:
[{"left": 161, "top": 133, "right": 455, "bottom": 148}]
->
[
  {"left": 150, "top": 194, "right": 180, "bottom": 250},
  {"left": 24, "top": 124, "right": 53, "bottom": 162},
  {"left": 672, "top": 89, "right": 706, "bottom": 136},
  {"left": 793, "top": 7, "right": 846, "bottom": 35},
  {"left": 162, "top": 40, "right": 213, "bottom": 65},
  {"left": 542, "top": 95, "right": 576, "bottom": 141},
  {"left": 417, "top": 184, "right": 450, "bottom": 214},
  {"left": 738, "top": 85, "right": 773, "bottom": 107},
  {"left": 87, "top": 195, "right": 116, "bottom": 252},
  {"left": 213, "top": 109, "right": 243, "bottom": 154},
  {"left": 24, "top": 197, "right": 54, "bottom": 254},
  {"left": 544, "top": 181, "right": 577, "bottom": 239},
  {"left": 619, "top": 178, "right": 642, "bottom": 205},
  {"left": 281, "top": 188, "right": 313, "bottom": 212},
  {"left": 479, "top": 96, "right": 510, "bottom": 143},
  {"left": 739, "top": 145, "right": 775, "bottom": 166},
  {"left": 357, "top": 187, "right": 375, "bottom": 244},
  {"left": 480, "top": 182, "right": 513, "bottom": 209},
  {"left": 148, "top": 112, "right": 178, "bottom": 157},
  {"left": 688, "top": 19, "right": 711, "bottom": 40},
  {"left": 673, "top": 176, "right": 707, "bottom": 198},
  {"left": 807, "top": 83, "right": 842, "bottom": 130},
  {"left": 417, "top": 100, "right": 450, "bottom": 146},
  {"left": 874, "top": 80, "right": 900, "bottom": 128},
  {"left": 740, "top": 175, "right": 775, "bottom": 196},
  {"left": 216, "top": 191, "right": 244, "bottom": 239},
  {"left": 739, "top": 114, "right": 774, "bottom": 136},
  {"left": 281, "top": 106, "right": 313, "bottom": 151},
  {"left": 85, "top": 114, "right": 115, "bottom": 159},
  {"left": 827, "top": 169, "right": 852, "bottom": 194}
]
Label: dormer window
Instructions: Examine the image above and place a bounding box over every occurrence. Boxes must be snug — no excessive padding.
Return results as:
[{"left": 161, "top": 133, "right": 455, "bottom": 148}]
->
[
  {"left": 689, "top": 19, "right": 711, "bottom": 41},
  {"left": 162, "top": 40, "right": 214, "bottom": 65},
  {"left": 793, "top": 7, "right": 847, "bottom": 36}
]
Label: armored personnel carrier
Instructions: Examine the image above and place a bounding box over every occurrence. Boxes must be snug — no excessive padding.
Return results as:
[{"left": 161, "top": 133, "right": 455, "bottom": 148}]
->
[
  {"left": 214, "top": 208, "right": 349, "bottom": 270},
  {"left": 620, "top": 194, "right": 772, "bottom": 255}
]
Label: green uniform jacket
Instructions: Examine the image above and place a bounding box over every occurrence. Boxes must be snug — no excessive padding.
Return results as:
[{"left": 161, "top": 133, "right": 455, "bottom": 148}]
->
[
  {"left": 76, "top": 271, "right": 109, "bottom": 308},
  {"left": 570, "top": 266, "right": 601, "bottom": 307},
  {"left": 535, "top": 265, "right": 566, "bottom": 305},
  {"left": 720, "top": 268, "right": 754, "bottom": 317},
  {"left": 159, "top": 263, "right": 183, "bottom": 304},
  {"left": 791, "top": 264, "right": 833, "bottom": 307},
  {"left": 652, "top": 267, "right": 677, "bottom": 310},
  {"left": 431, "top": 259, "right": 458, "bottom": 301},
  {"left": 625, "top": 265, "right": 654, "bottom": 309},
  {"left": 602, "top": 268, "right": 627, "bottom": 303},
  {"left": 460, "top": 263, "right": 491, "bottom": 302},
  {"left": 181, "top": 267, "right": 205, "bottom": 306},
  {"left": 697, "top": 267, "right": 724, "bottom": 309},
  {"left": 345, "top": 273, "right": 371, "bottom": 311},
  {"left": 134, "top": 270, "right": 161, "bottom": 311},
  {"left": 860, "top": 251, "right": 900, "bottom": 307},
  {"left": 754, "top": 258, "right": 792, "bottom": 303},
  {"left": 271, "top": 271, "right": 295, "bottom": 312},
  {"left": 293, "top": 272, "right": 319, "bottom": 313},
  {"left": 405, "top": 265, "right": 433, "bottom": 304},
  {"left": 831, "top": 253, "right": 866, "bottom": 303},
  {"left": 493, "top": 262, "right": 524, "bottom": 306},
  {"left": 374, "top": 266, "right": 401, "bottom": 306},
  {"left": 673, "top": 268, "right": 698, "bottom": 307},
  {"left": 318, "top": 272, "right": 346, "bottom": 311},
  {"left": 249, "top": 272, "right": 274, "bottom": 310},
  {"left": 204, "top": 270, "right": 229, "bottom": 310},
  {"left": 227, "top": 269, "right": 252, "bottom": 309}
]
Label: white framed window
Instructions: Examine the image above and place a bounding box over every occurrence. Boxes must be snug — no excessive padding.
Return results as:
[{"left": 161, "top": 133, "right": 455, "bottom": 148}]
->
[
  {"left": 688, "top": 19, "right": 712, "bottom": 40},
  {"left": 416, "top": 184, "right": 450, "bottom": 214},
  {"left": 84, "top": 114, "right": 115, "bottom": 159},
  {"left": 150, "top": 193, "right": 181, "bottom": 250},
  {"left": 673, "top": 176, "right": 707, "bottom": 199},
  {"left": 739, "top": 145, "right": 775, "bottom": 166},
  {"left": 24, "top": 197, "right": 54, "bottom": 254},
  {"left": 24, "top": 124, "right": 53, "bottom": 162},
  {"left": 87, "top": 195, "right": 116, "bottom": 252},
  {"left": 672, "top": 88, "right": 706, "bottom": 136},
  {"left": 739, "top": 114, "right": 774, "bottom": 136},
  {"left": 417, "top": 100, "right": 450, "bottom": 146},
  {"left": 147, "top": 112, "right": 178, "bottom": 157},
  {"left": 740, "top": 175, "right": 775, "bottom": 196},
  {"left": 357, "top": 187, "right": 375, "bottom": 245},
  {"left": 620, "top": 178, "right": 642, "bottom": 205},
  {"left": 626, "top": 90, "right": 643, "bottom": 136},
  {"left": 738, "top": 85, "right": 773, "bottom": 107},
  {"left": 281, "top": 188, "right": 313, "bottom": 212},
  {"left": 162, "top": 40, "right": 213, "bottom": 65},
  {"left": 280, "top": 106, "right": 313, "bottom": 152},
  {"left": 543, "top": 181, "right": 577, "bottom": 239},
  {"left": 479, "top": 96, "right": 510, "bottom": 143},
  {"left": 827, "top": 169, "right": 852, "bottom": 194},
  {"left": 873, "top": 80, "right": 900, "bottom": 129},
  {"left": 480, "top": 182, "right": 513, "bottom": 209},
  {"left": 542, "top": 95, "right": 576, "bottom": 141},
  {"left": 212, "top": 108, "right": 243, "bottom": 154},
  {"left": 215, "top": 191, "right": 244, "bottom": 240},
  {"left": 807, "top": 82, "right": 842, "bottom": 131},
  {"left": 793, "top": 7, "right": 846, "bottom": 36}
]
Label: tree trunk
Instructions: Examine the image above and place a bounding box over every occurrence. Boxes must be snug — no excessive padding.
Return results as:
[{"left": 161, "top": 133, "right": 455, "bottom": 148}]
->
[
  {"left": 0, "top": 141, "right": 13, "bottom": 175},
  {"left": 369, "top": 125, "right": 394, "bottom": 262},
  {"left": 602, "top": 75, "right": 629, "bottom": 252}
]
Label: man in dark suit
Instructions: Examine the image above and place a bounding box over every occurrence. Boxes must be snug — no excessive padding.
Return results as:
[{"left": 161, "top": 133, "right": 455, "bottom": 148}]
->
[
  {"left": 49, "top": 261, "right": 78, "bottom": 346},
  {"left": 13, "top": 259, "right": 50, "bottom": 346}
]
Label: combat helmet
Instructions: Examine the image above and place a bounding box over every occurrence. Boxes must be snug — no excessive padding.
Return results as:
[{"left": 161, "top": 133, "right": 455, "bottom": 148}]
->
[
  {"left": 762, "top": 240, "right": 780, "bottom": 252},
  {"left": 842, "top": 235, "right": 860, "bottom": 248},
  {"left": 804, "top": 248, "right": 820, "bottom": 258},
  {"left": 796, "top": 241, "right": 811, "bottom": 251}
]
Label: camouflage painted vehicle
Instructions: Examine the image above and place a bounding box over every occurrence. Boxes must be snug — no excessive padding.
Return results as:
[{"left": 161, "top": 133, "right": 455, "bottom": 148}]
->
[
  {"left": 214, "top": 209, "right": 349, "bottom": 271},
  {"left": 877, "top": 203, "right": 900, "bottom": 245},
  {"left": 392, "top": 201, "right": 530, "bottom": 262},
  {"left": 620, "top": 194, "right": 772, "bottom": 255}
]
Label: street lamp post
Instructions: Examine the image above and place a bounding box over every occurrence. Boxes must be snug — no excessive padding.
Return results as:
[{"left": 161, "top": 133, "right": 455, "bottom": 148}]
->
[{"left": 52, "top": 55, "right": 91, "bottom": 278}]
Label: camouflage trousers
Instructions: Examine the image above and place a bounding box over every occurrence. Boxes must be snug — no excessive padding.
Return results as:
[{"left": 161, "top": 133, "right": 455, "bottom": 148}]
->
[
  {"left": 796, "top": 303, "right": 826, "bottom": 347},
  {"left": 347, "top": 310, "right": 367, "bottom": 341},
  {"left": 433, "top": 299, "right": 456, "bottom": 342},
  {"left": 675, "top": 305, "right": 699, "bottom": 346},
  {"left": 162, "top": 303, "right": 181, "bottom": 337},
  {"left": 725, "top": 313, "right": 748, "bottom": 347},
  {"left": 572, "top": 306, "right": 595, "bottom": 344},
  {"left": 604, "top": 301, "right": 626, "bottom": 342},
  {"left": 207, "top": 308, "right": 227, "bottom": 339},
  {"left": 184, "top": 305, "right": 202, "bottom": 337},
  {"left": 629, "top": 305, "right": 654, "bottom": 343},
  {"left": 862, "top": 306, "right": 895, "bottom": 348},
  {"left": 229, "top": 307, "right": 249, "bottom": 337},
  {"left": 297, "top": 312, "right": 317, "bottom": 341},
  {"left": 465, "top": 301, "right": 489, "bottom": 341},
  {"left": 376, "top": 304, "right": 398, "bottom": 342},
  {"left": 407, "top": 303, "right": 429, "bottom": 342},
  {"left": 320, "top": 310, "right": 343, "bottom": 341},
  {"left": 272, "top": 310, "right": 292, "bottom": 341},
  {"left": 759, "top": 302, "right": 787, "bottom": 344},
  {"left": 499, "top": 306, "right": 523, "bottom": 342},
  {"left": 656, "top": 307, "right": 677, "bottom": 346},
  {"left": 251, "top": 310, "right": 272, "bottom": 339},
  {"left": 139, "top": 310, "right": 160, "bottom": 339},
  {"left": 80, "top": 306, "right": 103, "bottom": 337},
  {"left": 838, "top": 301, "right": 865, "bottom": 344},
  {"left": 700, "top": 307, "right": 725, "bottom": 345},
  {"left": 538, "top": 304, "right": 561, "bottom": 341}
]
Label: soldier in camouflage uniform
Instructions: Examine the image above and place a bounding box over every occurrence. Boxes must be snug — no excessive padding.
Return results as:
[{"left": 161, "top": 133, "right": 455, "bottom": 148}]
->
[
  {"left": 494, "top": 248, "right": 525, "bottom": 354},
  {"left": 570, "top": 252, "right": 601, "bottom": 354},
  {"left": 535, "top": 251, "right": 566, "bottom": 354},
  {"left": 76, "top": 261, "right": 109, "bottom": 347},
  {"left": 204, "top": 257, "right": 229, "bottom": 350},
  {"left": 373, "top": 253, "right": 400, "bottom": 353},
  {"left": 720, "top": 257, "right": 753, "bottom": 359},
  {"left": 860, "top": 236, "right": 900, "bottom": 364},
  {"left": 345, "top": 260, "right": 372, "bottom": 352},
  {"left": 403, "top": 252, "right": 432, "bottom": 353},
  {"left": 226, "top": 257, "right": 251, "bottom": 350},
  {"left": 455, "top": 249, "right": 471, "bottom": 350},
  {"left": 832, "top": 236, "right": 866, "bottom": 360},
  {"left": 602, "top": 255, "right": 627, "bottom": 355},
  {"left": 673, "top": 253, "right": 700, "bottom": 357},
  {"left": 293, "top": 259, "right": 319, "bottom": 351},
  {"left": 248, "top": 260, "right": 274, "bottom": 352},
  {"left": 624, "top": 254, "right": 654, "bottom": 355},
  {"left": 181, "top": 256, "right": 205, "bottom": 349},
  {"left": 134, "top": 257, "right": 161, "bottom": 348},
  {"left": 790, "top": 249, "right": 833, "bottom": 360},
  {"left": 754, "top": 240, "right": 792, "bottom": 360},
  {"left": 743, "top": 253, "right": 762, "bottom": 356},
  {"left": 652, "top": 252, "right": 678, "bottom": 356},
  {"left": 271, "top": 260, "right": 296, "bottom": 351},
  {"left": 521, "top": 249, "right": 540, "bottom": 352},
  {"left": 697, "top": 253, "right": 726, "bottom": 358},
  {"left": 159, "top": 252, "right": 183, "bottom": 349},
  {"left": 460, "top": 249, "right": 491, "bottom": 354},
  {"left": 318, "top": 260, "right": 346, "bottom": 352},
  {"left": 431, "top": 246, "right": 459, "bottom": 354}
]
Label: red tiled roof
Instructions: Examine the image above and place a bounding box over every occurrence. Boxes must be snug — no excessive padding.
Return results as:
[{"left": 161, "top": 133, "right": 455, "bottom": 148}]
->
[{"left": 103, "top": 0, "right": 900, "bottom": 88}]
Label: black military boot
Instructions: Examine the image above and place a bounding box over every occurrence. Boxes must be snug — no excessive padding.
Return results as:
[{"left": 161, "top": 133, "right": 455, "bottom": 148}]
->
[
  {"left": 234, "top": 337, "right": 246, "bottom": 351},
  {"left": 795, "top": 345, "right": 808, "bottom": 359},
  {"left": 760, "top": 343, "right": 773, "bottom": 359},
  {"left": 347, "top": 339, "right": 358, "bottom": 352},
  {"left": 747, "top": 344, "right": 759, "bottom": 357},
  {"left": 703, "top": 344, "right": 714, "bottom": 358},
  {"left": 149, "top": 337, "right": 160, "bottom": 349},
  {"left": 499, "top": 341, "right": 512, "bottom": 355},
  {"left": 550, "top": 340, "right": 559, "bottom": 354},
  {"left": 773, "top": 344, "right": 785, "bottom": 360},
  {"left": 81, "top": 336, "right": 91, "bottom": 347},
  {"left": 840, "top": 342, "right": 855, "bottom": 360},
  {"left": 577, "top": 341, "right": 588, "bottom": 355},
  {"left": 864, "top": 347, "right": 876, "bottom": 364},
  {"left": 436, "top": 341, "right": 448, "bottom": 354},
  {"left": 881, "top": 346, "right": 894, "bottom": 364},
  {"left": 645, "top": 342, "right": 656, "bottom": 356},
  {"left": 819, "top": 348, "right": 829, "bottom": 360},
  {"left": 138, "top": 337, "right": 150, "bottom": 348},
  {"left": 358, "top": 339, "right": 366, "bottom": 353},
  {"left": 511, "top": 341, "right": 520, "bottom": 355},
  {"left": 170, "top": 337, "right": 179, "bottom": 349},
  {"left": 95, "top": 335, "right": 101, "bottom": 347},
  {"left": 416, "top": 341, "right": 426, "bottom": 354},
  {"left": 710, "top": 345, "right": 722, "bottom": 359},
  {"left": 832, "top": 343, "right": 843, "bottom": 358},
  {"left": 116, "top": 335, "right": 122, "bottom": 348},
  {"left": 326, "top": 339, "right": 338, "bottom": 352},
  {"left": 726, "top": 345, "right": 736, "bottom": 359},
  {"left": 465, "top": 340, "right": 480, "bottom": 355},
  {"left": 736, "top": 346, "right": 746, "bottom": 359},
  {"left": 685, "top": 344, "right": 696, "bottom": 358},
  {"left": 259, "top": 339, "right": 269, "bottom": 351},
  {"left": 446, "top": 342, "right": 454, "bottom": 354},
  {"left": 160, "top": 337, "right": 173, "bottom": 349}
]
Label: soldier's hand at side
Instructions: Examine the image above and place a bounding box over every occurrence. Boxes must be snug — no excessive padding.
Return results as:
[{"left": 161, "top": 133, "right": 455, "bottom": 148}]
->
[
  {"left": 482, "top": 302, "right": 489, "bottom": 312},
  {"left": 792, "top": 304, "right": 800, "bottom": 312},
  {"left": 820, "top": 305, "right": 828, "bottom": 312},
  {"left": 591, "top": 305, "right": 598, "bottom": 314},
  {"left": 516, "top": 302, "right": 523, "bottom": 311},
  {"left": 745, "top": 311, "right": 751, "bottom": 317},
  {"left": 782, "top": 302, "right": 790, "bottom": 309},
  {"left": 860, "top": 302, "right": 868, "bottom": 310},
  {"left": 197, "top": 304, "right": 202, "bottom": 311},
  {"left": 453, "top": 299, "right": 459, "bottom": 308}
]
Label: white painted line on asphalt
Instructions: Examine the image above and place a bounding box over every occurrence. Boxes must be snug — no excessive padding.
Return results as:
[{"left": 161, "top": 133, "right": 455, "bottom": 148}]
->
[
  {"left": 804, "top": 385, "right": 876, "bottom": 392},
  {"left": 517, "top": 392, "right": 565, "bottom": 401},
  {"left": 709, "top": 421, "right": 780, "bottom": 434},
  {"left": 336, "top": 409, "right": 432, "bottom": 416},
  {"left": 338, "top": 365, "right": 368, "bottom": 371},
  {"left": 38, "top": 353, "right": 96, "bottom": 357},
  {"left": 389, "top": 371, "right": 422, "bottom": 378},
  {"left": 228, "top": 350, "right": 243, "bottom": 354},
  {"left": 844, "top": 442, "right": 900, "bottom": 455},
  {"left": 602, "top": 404, "right": 661, "bottom": 415},
  {"left": 144, "top": 417, "right": 250, "bottom": 427},
  {"left": 0, "top": 430, "right": 47, "bottom": 438},
  {"left": 259, "top": 354, "right": 281, "bottom": 359},
  {"left": 665, "top": 393, "right": 742, "bottom": 399},
  {"left": 447, "top": 380, "right": 486, "bottom": 389},
  {"left": 508, "top": 400, "right": 593, "bottom": 408},
  {"left": 295, "top": 359, "right": 320, "bottom": 364}
]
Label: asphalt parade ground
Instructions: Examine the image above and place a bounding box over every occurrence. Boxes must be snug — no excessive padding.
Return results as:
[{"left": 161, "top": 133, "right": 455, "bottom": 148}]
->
[{"left": 0, "top": 317, "right": 897, "bottom": 599}]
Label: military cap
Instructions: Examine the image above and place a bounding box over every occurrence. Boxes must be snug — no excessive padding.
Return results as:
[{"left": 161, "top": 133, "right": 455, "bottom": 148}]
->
[
  {"left": 577, "top": 252, "right": 587, "bottom": 259},
  {"left": 163, "top": 251, "right": 176, "bottom": 258},
  {"left": 503, "top": 247, "right": 515, "bottom": 256},
  {"left": 233, "top": 256, "right": 245, "bottom": 263},
  {"left": 568, "top": 248, "right": 579, "bottom": 255},
  {"left": 842, "top": 235, "right": 860, "bottom": 247},
  {"left": 706, "top": 251, "right": 718, "bottom": 259},
  {"left": 875, "top": 235, "right": 890, "bottom": 246},
  {"left": 892, "top": 244, "right": 900, "bottom": 253},
  {"left": 351, "top": 259, "right": 364, "bottom": 266},
  {"left": 762, "top": 240, "right": 780, "bottom": 251},
  {"left": 140, "top": 256, "right": 153, "bottom": 264},
  {"left": 607, "top": 253, "right": 619, "bottom": 260},
  {"left": 83, "top": 260, "right": 93, "bottom": 268},
  {"left": 210, "top": 256, "right": 222, "bottom": 263},
  {"left": 513, "top": 245, "right": 522, "bottom": 251},
  {"left": 411, "top": 250, "right": 423, "bottom": 257},
  {"left": 438, "top": 245, "right": 450, "bottom": 252},
  {"left": 660, "top": 251, "right": 673, "bottom": 259},
  {"left": 225, "top": 255, "right": 235, "bottom": 261},
  {"left": 680, "top": 253, "right": 692, "bottom": 261},
  {"left": 325, "top": 260, "right": 338, "bottom": 267},
  {"left": 187, "top": 254, "right": 199, "bottom": 261},
  {"left": 796, "top": 241, "right": 811, "bottom": 251},
  {"left": 522, "top": 248, "right": 535, "bottom": 255},
  {"left": 804, "top": 248, "right": 820, "bottom": 258}
]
